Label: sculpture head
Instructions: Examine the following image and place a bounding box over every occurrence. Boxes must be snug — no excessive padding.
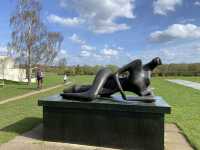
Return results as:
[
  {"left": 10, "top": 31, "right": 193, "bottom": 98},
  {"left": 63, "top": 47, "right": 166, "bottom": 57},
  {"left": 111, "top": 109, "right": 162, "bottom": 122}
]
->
[
  {"left": 143, "top": 57, "right": 162, "bottom": 71},
  {"left": 152, "top": 57, "right": 162, "bottom": 66},
  {"left": 131, "top": 57, "right": 162, "bottom": 97}
]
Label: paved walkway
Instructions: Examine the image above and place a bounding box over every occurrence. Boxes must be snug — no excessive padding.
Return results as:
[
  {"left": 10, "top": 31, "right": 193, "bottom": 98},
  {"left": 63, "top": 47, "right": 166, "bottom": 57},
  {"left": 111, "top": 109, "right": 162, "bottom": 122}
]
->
[
  {"left": 0, "top": 124, "right": 193, "bottom": 150},
  {"left": 167, "top": 79, "right": 200, "bottom": 90},
  {"left": 0, "top": 82, "right": 71, "bottom": 105}
]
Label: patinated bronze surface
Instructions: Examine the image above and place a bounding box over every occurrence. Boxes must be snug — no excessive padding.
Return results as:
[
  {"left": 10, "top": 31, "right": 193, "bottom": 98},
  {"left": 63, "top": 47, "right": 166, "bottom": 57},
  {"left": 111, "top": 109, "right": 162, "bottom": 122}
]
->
[{"left": 61, "top": 57, "right": 162, "bottom": 102}]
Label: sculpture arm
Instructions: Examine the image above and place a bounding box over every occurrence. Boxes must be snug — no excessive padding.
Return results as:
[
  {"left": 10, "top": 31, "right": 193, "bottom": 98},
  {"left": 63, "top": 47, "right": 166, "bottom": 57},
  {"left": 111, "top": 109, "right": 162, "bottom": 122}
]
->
[
  {"left": 114, "top": 73, "right": 127, "bottom": 100},
  {"left": 116, "top": 59, "right": 142, "bottom": 74}
]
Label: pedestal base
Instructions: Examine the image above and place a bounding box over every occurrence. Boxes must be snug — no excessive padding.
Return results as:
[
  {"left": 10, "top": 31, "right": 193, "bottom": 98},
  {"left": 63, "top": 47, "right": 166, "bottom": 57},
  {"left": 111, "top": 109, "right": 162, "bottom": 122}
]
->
[{"left": 38, "top": 95, "right": 171, "bottom": 150}]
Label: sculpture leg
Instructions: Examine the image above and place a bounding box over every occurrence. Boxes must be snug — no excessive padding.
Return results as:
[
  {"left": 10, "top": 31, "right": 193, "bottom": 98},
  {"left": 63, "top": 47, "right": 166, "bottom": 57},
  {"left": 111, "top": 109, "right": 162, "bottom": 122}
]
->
[
  {"left": 63, "top": 85, "right": 91, "bottom": 93},
  {"left": 61, "top": 68, "right": 112, "bottom": 101}
]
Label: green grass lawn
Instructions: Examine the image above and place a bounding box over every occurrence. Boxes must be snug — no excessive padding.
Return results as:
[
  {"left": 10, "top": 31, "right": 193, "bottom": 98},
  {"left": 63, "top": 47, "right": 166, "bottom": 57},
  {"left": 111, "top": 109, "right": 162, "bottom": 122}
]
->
[
  {"left": 0, "top": 86, "right": 64, "bottom": 144},
  {"left": 0, "top": 76, "right": 200, "bottom": 149},
  {"left": 0, "top": 73, "right": 63, "bottom": 101},
  {"left": 153, "top": 77, "right": 200, "bottom": 149}
]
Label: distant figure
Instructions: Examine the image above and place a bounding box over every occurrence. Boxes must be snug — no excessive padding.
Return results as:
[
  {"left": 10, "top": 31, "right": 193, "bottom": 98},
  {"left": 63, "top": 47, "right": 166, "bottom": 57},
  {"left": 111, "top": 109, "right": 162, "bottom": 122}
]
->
[
  {"left": 36, "top": 67, "right": 44, "bottom": 89},
  {"left": 64, "top": 73, "right": 68, "bottom": 84}
]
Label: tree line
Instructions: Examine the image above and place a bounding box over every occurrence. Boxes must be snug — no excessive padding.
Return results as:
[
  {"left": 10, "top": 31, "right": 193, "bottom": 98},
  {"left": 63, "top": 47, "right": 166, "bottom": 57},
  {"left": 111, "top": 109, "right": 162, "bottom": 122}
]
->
[
  {"left": 45, "top": 64, "right": 118, "bottom": 76},
  {"left": 153, "top": 63, "right": 200, "bottom": 76},
  {"left": 44, "top": 63, "right": 200, "bottom": 76}
]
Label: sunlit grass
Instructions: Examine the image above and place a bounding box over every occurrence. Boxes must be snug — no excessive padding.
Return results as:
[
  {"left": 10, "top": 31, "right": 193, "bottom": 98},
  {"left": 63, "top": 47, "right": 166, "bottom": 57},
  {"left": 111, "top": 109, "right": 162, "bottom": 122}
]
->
[
  {"left": 0, "top": 73, "right": 63, "bottom": 101},
  {"left": 0, "top": 75, "right": 200, "bottom": 149},
  {"left": 0, "top": 86, "right": 63, "bottom": 144},
  {"left": 152, "top": 77, "right": 200, "bottom": 149}
]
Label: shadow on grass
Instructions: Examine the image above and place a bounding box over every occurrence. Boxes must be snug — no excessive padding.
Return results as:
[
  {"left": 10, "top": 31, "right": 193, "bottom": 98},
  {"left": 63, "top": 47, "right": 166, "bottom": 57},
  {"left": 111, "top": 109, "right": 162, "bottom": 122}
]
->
[
  {"left": 0, "top": 117, "right": 42, "bottom": 137},
  {"left": 17, "top": 87, "right": 37, "bottom": 90},
  {"left": 0, "top": 80, "right": 27, "bottom": 85}
]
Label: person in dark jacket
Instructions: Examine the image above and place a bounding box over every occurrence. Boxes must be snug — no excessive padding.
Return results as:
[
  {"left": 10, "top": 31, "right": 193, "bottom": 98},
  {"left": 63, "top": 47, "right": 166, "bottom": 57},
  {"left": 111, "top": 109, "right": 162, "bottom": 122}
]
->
[{"left": 36, "top": 67, "right": 44, "bottom": 89}]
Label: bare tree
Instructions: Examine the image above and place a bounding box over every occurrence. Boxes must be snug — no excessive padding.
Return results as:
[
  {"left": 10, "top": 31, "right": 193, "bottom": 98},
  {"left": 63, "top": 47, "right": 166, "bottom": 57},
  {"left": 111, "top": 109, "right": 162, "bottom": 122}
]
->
[
  {"left": 58, "top": 57, "right": 67, "bottom": 68},
  {"left": 8, "top": 0, "right": 63, "bottom": 85}
]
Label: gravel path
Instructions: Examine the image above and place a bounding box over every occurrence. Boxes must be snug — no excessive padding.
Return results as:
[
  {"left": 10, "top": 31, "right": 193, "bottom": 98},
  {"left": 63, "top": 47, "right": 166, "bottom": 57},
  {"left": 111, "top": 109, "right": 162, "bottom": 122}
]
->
[
  {"left": 167, "top": 79, "right": 200, "bottom": 90},
  {"left": 0, "top": 82, "right": 71, "bottom": 105}
]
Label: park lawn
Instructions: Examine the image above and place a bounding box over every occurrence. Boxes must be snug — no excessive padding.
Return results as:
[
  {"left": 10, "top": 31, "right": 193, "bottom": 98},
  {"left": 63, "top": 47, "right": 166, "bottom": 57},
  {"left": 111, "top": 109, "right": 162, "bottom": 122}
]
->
[
  {"left": 0, "top": 76, "right": 200, "bottom": 149},
  {"left": 0, "top": 73, "right": 63, "bottom": 101},
  {"left": 0, "top": 86, "right": 64, "bottom": 144},
  {"left": 152, "top": 77, "right": 200, "bottom": 149},
  {"left": 70, "top": 75, "right": 94, "bottom": 84}
]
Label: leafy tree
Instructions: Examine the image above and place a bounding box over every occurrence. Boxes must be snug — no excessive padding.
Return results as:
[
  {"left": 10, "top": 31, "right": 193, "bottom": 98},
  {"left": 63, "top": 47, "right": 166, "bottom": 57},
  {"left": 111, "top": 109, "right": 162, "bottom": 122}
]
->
[
  {"left": 8, "top": 0, "right": 63, "bottom": 84},
  {"left": 106, "top": 64, "right": 118, "bottom": 73}
]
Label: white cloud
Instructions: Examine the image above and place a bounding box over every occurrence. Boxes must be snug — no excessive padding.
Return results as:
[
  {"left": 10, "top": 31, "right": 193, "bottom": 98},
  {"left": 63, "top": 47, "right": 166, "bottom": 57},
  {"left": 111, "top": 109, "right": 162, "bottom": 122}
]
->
[
  {"left": 60, "top": 49, "right": 67, "bottom": 55},
  {"left": 69, "top": 34, "right": 97, "bottom": 58},
  {"left": 68, "top": 33, "right": 130, "bottom": 65},
  {"left": 156, "top": 43, "right": 200, "bottom": 63},
  {"left": 153, "top": 0, "right": 182, "bottom": 15},
  {"left": 75, "top": 45, "right": 129, "bottom": 65},
  {"left": 80, "top": 44, "right": 96, "bottom": 57},
  {"left": 100, "top": 48, "right": 119, "bottom": 57},
  {"left": 179, "top": 18, "right": 195, "bottom": 24},
  {"left": 126, "top": 42, "right": 200, "bottom": 64},
  {"left": 47, "top": 14, "right": 83, "bottom": 26},
  {"left": 80, "top": 50, "right": 91, "bottom": 57},
  {"left": 150, "top": 24, "right": 200, "bottom": 43},
  {"left": 76, "top": 42, "right": 200, "bottom": 65},
  {"left": 61, "top": 0, "right": 135, "bottom": 34},
  {"left": 66, "top": 32, "right": 200, "bottom": 65},
  {"left": 194, "top": 1, "right": 200, "bottom": 6},
  {"left": 81, "top": 44, "right": 96, "bottom": 51},
  {"left": 69, "top": 34, "right": 85, "bottom": 45}
]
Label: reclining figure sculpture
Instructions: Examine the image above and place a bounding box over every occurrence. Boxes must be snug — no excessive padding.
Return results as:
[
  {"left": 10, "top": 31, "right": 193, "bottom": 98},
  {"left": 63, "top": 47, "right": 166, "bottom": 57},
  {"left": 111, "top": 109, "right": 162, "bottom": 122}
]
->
[{"left": 61, "top": 57, "right": 162, "bottom": 102}]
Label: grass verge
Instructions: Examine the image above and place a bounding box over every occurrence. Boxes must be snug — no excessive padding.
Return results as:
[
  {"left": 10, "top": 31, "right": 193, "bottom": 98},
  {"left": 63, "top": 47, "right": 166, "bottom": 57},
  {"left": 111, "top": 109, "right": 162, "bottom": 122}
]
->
[
  {"left": 0, "top": 86, "right": 63, "bottom": 144},
  {"left": 0, "top": 76, "right": 200, "bottom": 149},
  {"left": 152, "top": 78, "right": 200, "bottom": 149},
  {"left": 0, "top": 73, "right": 63, "bottom": 101}
]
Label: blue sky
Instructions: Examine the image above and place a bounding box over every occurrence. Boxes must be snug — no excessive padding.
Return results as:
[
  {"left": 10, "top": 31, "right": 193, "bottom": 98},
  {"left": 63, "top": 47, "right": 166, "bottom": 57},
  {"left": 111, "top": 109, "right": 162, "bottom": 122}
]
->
[{"left": 0, "top": 0, "right": 200, "bottom": 66}]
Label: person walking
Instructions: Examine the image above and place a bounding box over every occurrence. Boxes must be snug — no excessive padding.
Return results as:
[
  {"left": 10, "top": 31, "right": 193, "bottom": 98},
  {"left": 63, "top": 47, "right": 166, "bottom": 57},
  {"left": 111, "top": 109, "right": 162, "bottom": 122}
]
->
[
  {"left": 64, "top": 73, "right": 67, "bottom": 84},
  {"left": 36, "top": 67, "right": 44, "bottom": 89}
]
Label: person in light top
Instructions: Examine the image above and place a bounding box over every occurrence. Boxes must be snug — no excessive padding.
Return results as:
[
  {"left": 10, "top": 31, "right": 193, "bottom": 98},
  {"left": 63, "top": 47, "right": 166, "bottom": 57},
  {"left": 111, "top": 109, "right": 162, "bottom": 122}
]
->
[{"left": 64, "top": 73, "right": 67, "bottom": 84}]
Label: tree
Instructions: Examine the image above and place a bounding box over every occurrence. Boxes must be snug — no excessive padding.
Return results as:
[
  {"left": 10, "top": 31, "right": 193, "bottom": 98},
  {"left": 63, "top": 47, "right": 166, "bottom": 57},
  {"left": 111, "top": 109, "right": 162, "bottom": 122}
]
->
[
  {"left": 58, "top": 57, "right": 67, "bottom": 68},
  {"left": 57, "top": 57, "right": 67, "bottom": 74},
  {"left": 106, "top": 64, "right": 118, "bottom": 73},
  {"left": 8, "top": 0, "right": 63, "bottom": 84}
]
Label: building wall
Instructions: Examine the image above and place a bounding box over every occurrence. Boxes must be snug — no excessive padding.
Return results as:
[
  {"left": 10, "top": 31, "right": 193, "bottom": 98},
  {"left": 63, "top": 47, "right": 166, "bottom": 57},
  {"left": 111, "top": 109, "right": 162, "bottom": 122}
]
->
[
  {"left": 0, "top": 56, "right": 36, "bottom": 83},
  {"left": 0, "top": 68, "right": 36, "bottom": 82}
]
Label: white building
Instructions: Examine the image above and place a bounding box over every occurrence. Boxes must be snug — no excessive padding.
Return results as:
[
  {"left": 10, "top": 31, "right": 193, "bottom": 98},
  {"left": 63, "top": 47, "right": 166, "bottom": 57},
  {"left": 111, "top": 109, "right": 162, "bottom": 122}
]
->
[{"left": 0, "top": 56, "right": 35, "bottom": 82}]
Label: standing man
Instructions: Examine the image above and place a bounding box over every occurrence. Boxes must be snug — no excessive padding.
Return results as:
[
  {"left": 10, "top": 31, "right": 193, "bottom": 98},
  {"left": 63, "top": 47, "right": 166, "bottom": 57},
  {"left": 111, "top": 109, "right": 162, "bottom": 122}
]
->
[
  {"left": 64, "top": 73, "right": 68, "bottom": 84},
  {"left": 36, "top": 66, "right": 44, "bottom": 89}
]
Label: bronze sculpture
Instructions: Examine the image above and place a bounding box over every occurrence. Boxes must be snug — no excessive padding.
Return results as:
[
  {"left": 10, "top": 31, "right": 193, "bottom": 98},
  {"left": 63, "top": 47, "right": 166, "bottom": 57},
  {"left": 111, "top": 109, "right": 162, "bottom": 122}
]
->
[{"left": 61, "top": 57, "right": 162, "bottom": 102}]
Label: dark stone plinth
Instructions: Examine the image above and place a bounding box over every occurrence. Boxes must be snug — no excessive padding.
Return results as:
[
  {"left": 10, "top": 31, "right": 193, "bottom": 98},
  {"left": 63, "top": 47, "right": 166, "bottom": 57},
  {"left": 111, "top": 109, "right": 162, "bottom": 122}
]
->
[{"left": 38, "top": 95, "right": 171, "bottom": 150}]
